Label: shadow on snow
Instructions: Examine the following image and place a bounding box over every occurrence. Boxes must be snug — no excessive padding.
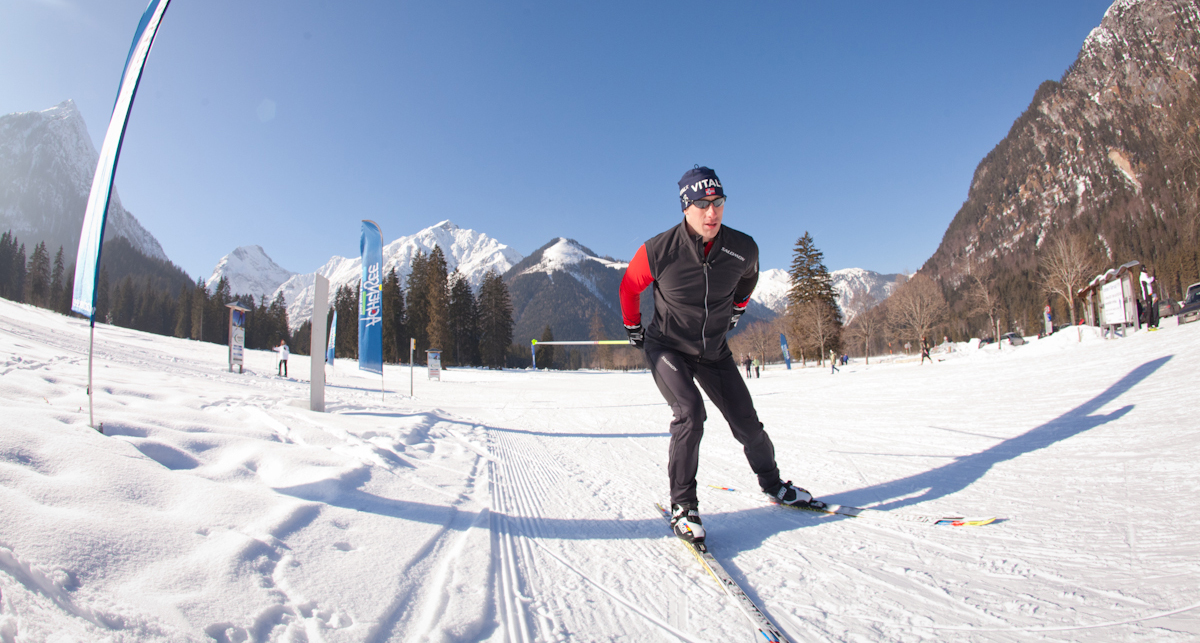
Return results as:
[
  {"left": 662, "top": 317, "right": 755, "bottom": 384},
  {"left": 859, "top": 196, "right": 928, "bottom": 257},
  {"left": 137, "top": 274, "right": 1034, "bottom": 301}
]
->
[{"left": 274, "top": 356, "right": 1170, "bottom": 551}]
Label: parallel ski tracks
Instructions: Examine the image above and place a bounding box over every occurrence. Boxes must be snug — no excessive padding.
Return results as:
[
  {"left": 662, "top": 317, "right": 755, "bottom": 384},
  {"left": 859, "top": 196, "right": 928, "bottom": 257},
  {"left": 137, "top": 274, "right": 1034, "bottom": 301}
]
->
[{"left": 485, "top": 424, "right": 717, "bottom": 642}]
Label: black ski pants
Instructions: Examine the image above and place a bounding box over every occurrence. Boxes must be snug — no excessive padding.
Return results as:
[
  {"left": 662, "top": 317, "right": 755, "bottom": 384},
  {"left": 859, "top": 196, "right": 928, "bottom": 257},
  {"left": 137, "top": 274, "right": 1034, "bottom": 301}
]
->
[{"left": 645, "top": 344, "right": 781, "bottom": 506}]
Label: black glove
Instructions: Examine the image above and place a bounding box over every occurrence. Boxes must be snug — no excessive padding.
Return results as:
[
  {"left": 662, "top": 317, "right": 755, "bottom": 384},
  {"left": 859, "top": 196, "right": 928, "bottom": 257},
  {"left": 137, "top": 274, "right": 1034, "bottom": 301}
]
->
[
  {"left": 729, "top": 304, "right": 747, "bottom": 331},
  {"left": 624, "top": 323, "right": 645, "bottom": 349}
]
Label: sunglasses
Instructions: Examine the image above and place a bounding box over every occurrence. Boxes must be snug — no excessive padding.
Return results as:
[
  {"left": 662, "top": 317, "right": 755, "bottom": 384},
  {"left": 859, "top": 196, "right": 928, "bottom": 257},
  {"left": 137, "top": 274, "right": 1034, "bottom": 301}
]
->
[{"left": 687, "top": 196, "right": 726, "bottom": 210}]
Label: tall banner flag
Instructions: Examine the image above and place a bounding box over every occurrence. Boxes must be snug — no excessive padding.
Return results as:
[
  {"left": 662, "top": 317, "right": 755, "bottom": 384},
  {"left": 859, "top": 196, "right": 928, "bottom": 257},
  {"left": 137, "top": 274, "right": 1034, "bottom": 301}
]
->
[
  {"left": 72, "top": 0, "right": 172, "bottom": 319},
  {"left": 326, "top": 309, "right": 337, "bottom": 366},
  {"left": 358, "top": 220, "right": 384, "bottom": 375},
  {"left": 780, "top": 333, "right": 792, "bottom": 370},
  {"left": 71, "top": 0, "right": 171, "bottom": 429}
]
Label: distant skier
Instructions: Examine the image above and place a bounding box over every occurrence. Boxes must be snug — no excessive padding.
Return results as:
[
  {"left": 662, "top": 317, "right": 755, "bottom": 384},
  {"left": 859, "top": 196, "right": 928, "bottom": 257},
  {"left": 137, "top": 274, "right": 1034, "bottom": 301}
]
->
[
  {"left": 743, "top": 354, "right": 752, "bottom": 378},
  {"left": 275, "top": 339, "right": 289, "bottom": 377},
  {"left": 920, "top": 336, "right": 932, "bottom": 365},
  {"left": 619, "top": 165, "right": 813, "bottom": 544},
  {"left": 830, "top": 349, "right": 839, "bottom": 374},
  {"left": 752, "top": 356, "right": 760, "bottom": 378}
]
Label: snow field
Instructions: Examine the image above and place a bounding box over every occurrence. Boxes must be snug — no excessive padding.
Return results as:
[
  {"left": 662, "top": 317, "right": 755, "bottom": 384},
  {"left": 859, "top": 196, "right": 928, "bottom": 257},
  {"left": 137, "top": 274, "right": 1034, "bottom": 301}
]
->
[{"left": 1, "top": 296, "right": 1198, "bottom": 641}]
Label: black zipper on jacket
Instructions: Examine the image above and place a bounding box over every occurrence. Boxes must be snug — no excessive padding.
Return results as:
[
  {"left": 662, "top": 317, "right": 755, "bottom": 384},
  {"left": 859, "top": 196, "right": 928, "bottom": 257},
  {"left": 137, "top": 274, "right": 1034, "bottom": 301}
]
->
[{"left": 702, "top": 261, "right": 710, "bottom": 353}]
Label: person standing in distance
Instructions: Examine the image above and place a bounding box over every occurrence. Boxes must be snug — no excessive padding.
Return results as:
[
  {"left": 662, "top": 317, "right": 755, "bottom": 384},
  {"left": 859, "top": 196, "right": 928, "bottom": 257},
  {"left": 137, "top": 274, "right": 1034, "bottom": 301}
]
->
[
  {"left": 275, "top": 339, "right": 290, "bottom": 377},
  {"left": 619, "top": 165, "right": 814, "bottom": 544}
]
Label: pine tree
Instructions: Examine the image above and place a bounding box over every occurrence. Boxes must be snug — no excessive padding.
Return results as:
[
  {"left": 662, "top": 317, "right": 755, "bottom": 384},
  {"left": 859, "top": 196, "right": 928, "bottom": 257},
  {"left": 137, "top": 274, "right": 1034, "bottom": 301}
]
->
[
  {"left": 206, "top": 277, "right": 232, "bottom": 344},
  {"left": 334, "top": 283, "right": 358, "bottom": 358},
  {"left": 174, "top": 283, "right": 192, "bottom": 338},
  {"left": 381, "top": 267, "right": 406, "bottom": 363},
  {"left": 25, "top": 241, "right": 50, "bottom": 307},
  {"left": 448, "top": 270, "right": 480, "bottom": 366},
  {"left": 425, "top": 246, "right": 451, "bottom": 358},
  {"left": 12, "top": 243, "right": 26, "bottom": 303},
  {"left": 96, "top": 267, "right": 111, "bottom": 323},
  {"left": 50, "top": 247, "right": 65, "bottom": 313},
  {"left": 268, "top": 291, "right": 289, "bottom": 349},
  {"left": 477, "top": 270, "right": 513, "bottom": 369},
  {"left": 112, "top": 276, "right": 135, "bottom": 327},
  {"left": 787, "top": 232, "right": 843, "bottom": 360},
  {"left": 61, "top": 262, "right": 76, "bottom": 314},
  {"left": 190, "top": 278, "right": 206, "bottom": 340},
  {"left": 406, "top": 250, "right": 430, "bottom": 363},
  {"left": 0, "top": 232, "right": 14, "bottom": 299}
]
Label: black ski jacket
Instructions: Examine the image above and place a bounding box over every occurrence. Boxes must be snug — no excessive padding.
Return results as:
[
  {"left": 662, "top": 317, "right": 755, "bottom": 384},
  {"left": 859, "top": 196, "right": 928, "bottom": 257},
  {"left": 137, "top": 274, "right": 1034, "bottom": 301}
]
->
[{"left": 620, "top": 220, "right": 759, "bottom": 361}]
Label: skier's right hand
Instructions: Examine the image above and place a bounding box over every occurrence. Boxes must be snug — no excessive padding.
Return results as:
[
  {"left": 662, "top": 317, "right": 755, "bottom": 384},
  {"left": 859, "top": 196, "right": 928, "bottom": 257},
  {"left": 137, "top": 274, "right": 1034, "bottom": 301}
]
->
[{"left": 624, "top": 323, "right": 644, "bottom": 349}]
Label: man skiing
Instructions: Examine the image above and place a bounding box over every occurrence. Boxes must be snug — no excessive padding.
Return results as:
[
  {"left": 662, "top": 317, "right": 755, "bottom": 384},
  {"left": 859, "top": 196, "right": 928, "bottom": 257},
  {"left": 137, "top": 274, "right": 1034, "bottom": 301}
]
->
[{"left": 619, "top": 165, "right": 813, "bottom": 544}]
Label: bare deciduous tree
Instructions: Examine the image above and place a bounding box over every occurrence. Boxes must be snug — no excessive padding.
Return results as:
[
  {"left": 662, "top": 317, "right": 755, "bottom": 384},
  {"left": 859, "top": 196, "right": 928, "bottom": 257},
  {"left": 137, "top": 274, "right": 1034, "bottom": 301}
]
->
[
  {"left": 845, "top": 285, "right": 876, "bottom": 324},
  {"left": 886, "top": 273, "right": 948, "bottom": 345},
  {"left": 791, "top": 299, "right": 840, "bottom": 365},
  {"left": 1039, "top": 234, "right": 1095, "bottom": 326},
  {"left": 844, "top": 305, "right": 881, "bottom": 364},
  {"left": 966, "top": 266, "right": 1003, "bottom": 342}
]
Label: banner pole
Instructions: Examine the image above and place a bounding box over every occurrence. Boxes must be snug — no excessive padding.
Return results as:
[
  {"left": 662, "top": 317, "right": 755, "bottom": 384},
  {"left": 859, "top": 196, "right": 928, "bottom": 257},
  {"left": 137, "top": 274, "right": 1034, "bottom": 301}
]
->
[{"left": 88, "top": 319, "right": 95, "bottom": 430}]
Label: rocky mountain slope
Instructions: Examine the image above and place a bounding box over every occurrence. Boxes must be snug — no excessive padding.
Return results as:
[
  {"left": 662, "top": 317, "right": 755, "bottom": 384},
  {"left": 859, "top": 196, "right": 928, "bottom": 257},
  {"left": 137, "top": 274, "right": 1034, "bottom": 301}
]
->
[
  {"left": 0, "top": 100, "right": 167, "bottom": 262},
  {"left": 922, "top": 0, "right": 1200, "bottom": 329},
  {"left": 830, "top": 268, "right": 905, "bottom": 321}
]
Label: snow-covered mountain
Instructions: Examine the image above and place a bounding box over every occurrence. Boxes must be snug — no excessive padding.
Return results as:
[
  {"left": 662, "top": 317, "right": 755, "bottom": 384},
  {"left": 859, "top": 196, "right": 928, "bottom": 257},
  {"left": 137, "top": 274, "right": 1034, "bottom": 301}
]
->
[
  {"left": 515, "top": 237, "right": 627, "bottom": 302},
  {"left": 274, "top": 220, "right": 522, "bottom": 328},
  {"left": 0, "top": 100, "right": 167, "bottom": 262},
  {"left": 753, "top": 268, "right": 790, "bottom": 314},
  {"left": 505, "top": 238, "right": 629, "bottom": 342},
  {"left": 207, "top": 223, "right": 899, "bottom": 334},
  {"left": 206, "top": 245, "right": 296, "bottom": 300},
  {"left": 831, "top": 268, "right": 905, "bottom": 321},
  {"left": 743, "top": 268, "right": 901, "bottom": 321}
]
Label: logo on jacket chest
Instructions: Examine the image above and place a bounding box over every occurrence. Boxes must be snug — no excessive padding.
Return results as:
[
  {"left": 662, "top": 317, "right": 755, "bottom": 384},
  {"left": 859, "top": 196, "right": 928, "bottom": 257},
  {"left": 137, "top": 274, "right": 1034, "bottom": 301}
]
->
[{"left": 720, "top": 247, "right": 745, "bottom": 262}]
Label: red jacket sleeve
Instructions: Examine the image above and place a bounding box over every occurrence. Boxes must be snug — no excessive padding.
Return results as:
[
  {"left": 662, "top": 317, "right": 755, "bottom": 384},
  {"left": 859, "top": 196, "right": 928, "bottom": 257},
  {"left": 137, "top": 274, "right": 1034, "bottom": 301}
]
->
[{"left": 619, "top": 245, "right": 653, "bottom": 326}]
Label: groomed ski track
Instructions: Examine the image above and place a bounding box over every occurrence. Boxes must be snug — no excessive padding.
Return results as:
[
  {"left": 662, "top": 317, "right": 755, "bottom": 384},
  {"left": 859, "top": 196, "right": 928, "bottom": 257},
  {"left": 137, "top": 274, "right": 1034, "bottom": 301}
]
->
[{"left": 2, "top": 297, "right": 1199, "bottom": 641}]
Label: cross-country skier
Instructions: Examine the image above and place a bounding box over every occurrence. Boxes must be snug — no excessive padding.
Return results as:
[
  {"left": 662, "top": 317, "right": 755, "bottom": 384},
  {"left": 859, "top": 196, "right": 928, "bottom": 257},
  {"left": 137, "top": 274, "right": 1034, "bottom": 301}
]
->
[
  {"left": 619, "top": 165, "right": 813, "bottom": 543},
  {"left": 275, "top": 339, "right": 289, "bottom": 377}
]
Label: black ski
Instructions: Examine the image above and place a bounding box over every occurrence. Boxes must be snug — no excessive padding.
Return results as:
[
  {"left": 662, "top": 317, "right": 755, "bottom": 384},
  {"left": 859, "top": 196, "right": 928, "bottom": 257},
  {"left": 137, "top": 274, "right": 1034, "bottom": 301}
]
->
[{"left": 655, "top": 503, "right": 792, "bottom": 643}]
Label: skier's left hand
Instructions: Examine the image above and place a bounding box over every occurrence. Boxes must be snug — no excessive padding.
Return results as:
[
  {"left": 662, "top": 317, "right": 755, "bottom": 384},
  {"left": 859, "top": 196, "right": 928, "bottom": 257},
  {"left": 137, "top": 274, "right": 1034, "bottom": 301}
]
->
[
  {"left": 729, "top": 304, "right": 746, "bottom": 331},
  {"left": 624, "top": 323, "right": 645, "bottom": 349}
]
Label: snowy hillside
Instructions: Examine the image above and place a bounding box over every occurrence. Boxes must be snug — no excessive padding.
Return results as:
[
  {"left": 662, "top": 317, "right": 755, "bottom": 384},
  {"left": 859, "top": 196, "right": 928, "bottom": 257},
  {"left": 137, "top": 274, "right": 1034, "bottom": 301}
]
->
[
  {"left": 831, "top": 267, "right": 904, "bottom": 320},
  {"left": 505, "top": 237, "right": 629, "bottom": 342},
  {"left": 752, "top": 268, "right": 790, "bottom": 313},
  {"left": 0, "top": 100, "right": 167, "bottom": 262},
  {"left": 515, "top": 237, "right": 626, "bottom": 302},
  {"left": 4, "top": 294, "right": 1199, "bottom": 641},
  {"left": 747, "top": 268, "right": 901, "bottom": 319},
  {"left": 517, "top": 237, "right": 627, "bottom": 276},
  {"left": 270, "top": 221, "right": 522, "bottom": 328},
  {"left": 205, "top": 245, "right": 296, "bottom": 299}
]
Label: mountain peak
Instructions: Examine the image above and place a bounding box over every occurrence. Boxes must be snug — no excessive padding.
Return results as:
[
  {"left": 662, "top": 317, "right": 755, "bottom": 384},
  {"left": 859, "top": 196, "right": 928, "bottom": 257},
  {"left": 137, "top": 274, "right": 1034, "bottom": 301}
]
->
[
  {"left": 0, "top": 101, "right": 168, "bottom": 263},
  {"left": 207, "top": 245, "right": 295, "bottom": 299},
  {"left": 271, "top": 222, "right": 523, "bottom": 328}
]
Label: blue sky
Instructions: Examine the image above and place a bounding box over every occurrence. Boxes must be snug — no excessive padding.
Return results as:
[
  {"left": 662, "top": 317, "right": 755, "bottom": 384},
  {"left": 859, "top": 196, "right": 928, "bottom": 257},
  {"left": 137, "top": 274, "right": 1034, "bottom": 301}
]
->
[{"left": 3, "top": 0, "right": 1114, "bottom": 280}]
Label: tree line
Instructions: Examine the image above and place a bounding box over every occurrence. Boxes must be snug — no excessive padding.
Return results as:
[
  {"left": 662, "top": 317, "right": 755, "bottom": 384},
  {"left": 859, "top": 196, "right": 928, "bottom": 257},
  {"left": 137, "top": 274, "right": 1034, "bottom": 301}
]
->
[
  {"left": 1, "top": 231, "right": 517, "bottom": 369},
  {"left": 304, "top": 246, "right": 515, "bottom": 369},
  {"left": 759, "top": 224, "right": 1182, "bottom": 367}
]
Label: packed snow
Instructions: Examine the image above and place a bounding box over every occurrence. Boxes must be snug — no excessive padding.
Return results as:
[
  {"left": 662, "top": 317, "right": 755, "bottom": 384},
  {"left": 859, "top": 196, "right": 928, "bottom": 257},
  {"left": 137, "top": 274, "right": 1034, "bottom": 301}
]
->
[{"left": 2, "top": 297, "right": 1198, "bottom": 642}]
